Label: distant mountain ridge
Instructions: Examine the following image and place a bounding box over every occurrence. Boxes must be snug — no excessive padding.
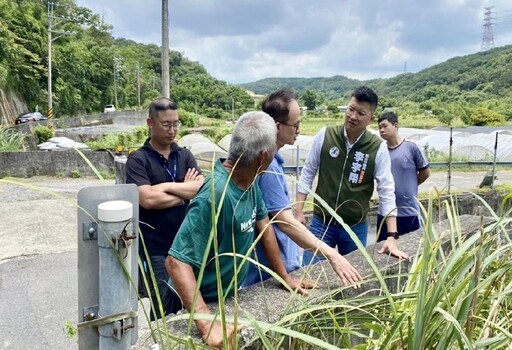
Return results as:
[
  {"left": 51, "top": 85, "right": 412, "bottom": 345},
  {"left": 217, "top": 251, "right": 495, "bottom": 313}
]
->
[
  {"left": 239, "top": 45, "right": 512, "bottom": 109},
  {"left": 239, "top": 75, "right": 362, "bottom": 100}
]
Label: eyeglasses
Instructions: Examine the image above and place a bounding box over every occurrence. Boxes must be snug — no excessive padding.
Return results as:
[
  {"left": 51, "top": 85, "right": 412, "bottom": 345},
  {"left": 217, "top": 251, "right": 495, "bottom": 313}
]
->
[
  {"left": 158, "top": 121, "right": 181, "bottom": 130},
  {"left": 279, "top": 121, "right": 301, "bottom": 131}
]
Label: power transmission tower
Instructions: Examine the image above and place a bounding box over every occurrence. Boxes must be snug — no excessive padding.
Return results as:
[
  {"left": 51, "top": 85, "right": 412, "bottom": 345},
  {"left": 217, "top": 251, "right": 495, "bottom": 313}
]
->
[
  {"left": 481, "top": 6, "right": 495, "bottom": 51},
  {"left": 403, "top": 61, "right": 407, "bottom": 74}
]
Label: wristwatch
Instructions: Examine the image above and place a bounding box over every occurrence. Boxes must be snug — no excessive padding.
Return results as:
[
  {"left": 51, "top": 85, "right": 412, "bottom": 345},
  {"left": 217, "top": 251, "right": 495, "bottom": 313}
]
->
[{"left": 387, "top": 231, "right": 399, "bottom": 239}]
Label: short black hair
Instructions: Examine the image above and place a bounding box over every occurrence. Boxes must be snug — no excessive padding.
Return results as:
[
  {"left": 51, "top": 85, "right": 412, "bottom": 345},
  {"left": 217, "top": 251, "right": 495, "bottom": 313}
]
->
[
  {"left": 351, "top": 86, "right": 378, "bottom": 112},
  {"left": 378, "top": 111, "right": 399, "bottom": 124},
  {"left": 149, "top": 97, "right": 178, "bottom": 119},
  {"left": 262, "top": 89, "right": 296, "bottom": 123}
]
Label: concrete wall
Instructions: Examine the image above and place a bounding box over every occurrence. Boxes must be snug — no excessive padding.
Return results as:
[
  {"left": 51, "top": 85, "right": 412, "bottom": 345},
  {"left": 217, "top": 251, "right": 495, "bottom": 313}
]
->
[
  {"left": 12, "top": 110, "right": 147, "bottom": 134},
  {"left": 0, "top": 150, "right": 114, "bottom": 178},
  {"left": 133, "top": 215, "right": 501, "bottom": 349}
]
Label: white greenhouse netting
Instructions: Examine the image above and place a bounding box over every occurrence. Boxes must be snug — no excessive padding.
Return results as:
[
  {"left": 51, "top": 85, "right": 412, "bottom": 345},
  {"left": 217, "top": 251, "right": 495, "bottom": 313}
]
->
[
  {"left": 178, "top": 134, "right": 227, "bottom": 168},
  {"left": 217, "top": 134, "right": 231, "bottom": 151},
  {"left": 417, "top": 132, "right": 512, "bottom": 161},
  {"left": 201, "top": 126, "right": 512, "bottom": 170},
  {"left": 178, "top": 134, "right": 211, "bottom": 146}
]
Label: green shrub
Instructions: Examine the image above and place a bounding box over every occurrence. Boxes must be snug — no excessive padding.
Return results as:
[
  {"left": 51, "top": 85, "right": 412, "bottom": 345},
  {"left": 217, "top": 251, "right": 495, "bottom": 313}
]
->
[
  {"left": 203, "top": 127, "right": 233, "bottom": 143},
  {"left": 33, "top": 125, "right": 54, "bottom": 143},
  {"left": 437, "top": 112, "right": 454, "bottom": 126},
  {"left": 179, "top": 109, "right": 198, "bottom": 127},
  {"left": 204, "top": 107, "right": 229, "bottom": 119},
  {"left": 133, "top": 125, "right": 149, "bottom": 142},
  {"left": 86, "top": 128, "right": 148, "bottom": 151},
  {"left": 304, "top": 110, "right": 325, "bottom": 118},
  {"left": 71, "top": 169, "right": 82, "bottom": 178},
  {"left": 98, "top": 170, "right": 115, "bottom": 179},
  {"left": 470, "top": 107, "right": 505, "bottom": 126}
]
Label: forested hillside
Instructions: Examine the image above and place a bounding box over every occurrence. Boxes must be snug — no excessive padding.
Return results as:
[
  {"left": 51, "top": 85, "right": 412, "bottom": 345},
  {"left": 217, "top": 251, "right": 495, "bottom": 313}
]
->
[
  {"left": 2, "top": 0, "right": 511, "bottom": 126},
  {"left": 241, "top": 45, "right": 512, "bottom": 124},
  {"left": 0, "top": 0, "right": 253, "bottom": 120}
]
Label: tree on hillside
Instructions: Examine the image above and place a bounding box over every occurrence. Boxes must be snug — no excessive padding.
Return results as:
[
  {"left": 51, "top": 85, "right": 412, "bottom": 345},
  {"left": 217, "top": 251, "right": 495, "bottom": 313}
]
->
[
  {"left": 470, "top": 107, "right": 505, "bottom": 126},
  {"left": 302, "top": 89, "right": 319, "bottom": 111},
  {"left": 0, "top": 0, "right": 47, "bottom": 107}
]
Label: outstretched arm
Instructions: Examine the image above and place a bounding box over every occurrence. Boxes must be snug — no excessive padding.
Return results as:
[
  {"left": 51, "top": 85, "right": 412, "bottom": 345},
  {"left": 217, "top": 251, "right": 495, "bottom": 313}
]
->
[
  {"left": 377, "top": 216, "right": 409, "bottom": 259},
  {"left": 256, "top": 217, "right": 317, "bottom": 294},
  {"left": 272, "top": 209, "right": 362, "bottom": 286}
]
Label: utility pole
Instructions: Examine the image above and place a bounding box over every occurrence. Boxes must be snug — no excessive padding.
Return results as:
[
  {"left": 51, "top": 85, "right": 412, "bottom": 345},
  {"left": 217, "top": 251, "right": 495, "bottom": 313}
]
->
[
  {"left": 47, "top": 1, "right": 72, "bottom": 119},
  {"left": 113, "top": 53, "right": 118, "bottom": 108},
  {"left": 113, "top": 53, "right": 123, "bottom": 108},
  {"left": 136, "top": 62, "right": 141, "bottom": 108},
  {"left": 231, "top": 97, "right": 235, "bottom": 120},
  {"left": 161, "top": 0, "right": 170, "bottom": 98},
  {"left": 481, "top": 6, "right": 495, "bottom": 51}
]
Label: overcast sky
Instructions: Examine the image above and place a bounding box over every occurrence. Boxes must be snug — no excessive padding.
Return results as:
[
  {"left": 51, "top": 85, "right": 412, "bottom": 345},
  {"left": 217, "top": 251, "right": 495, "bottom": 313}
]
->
[{"left": 75, "top": 0, "right": 512, "bottom": 84}]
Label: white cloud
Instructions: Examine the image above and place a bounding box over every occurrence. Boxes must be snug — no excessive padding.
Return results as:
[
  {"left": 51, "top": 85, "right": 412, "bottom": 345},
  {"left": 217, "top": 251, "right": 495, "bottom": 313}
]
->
[{"left": 75, "top": 0, "right": 512, "bottom": 83}]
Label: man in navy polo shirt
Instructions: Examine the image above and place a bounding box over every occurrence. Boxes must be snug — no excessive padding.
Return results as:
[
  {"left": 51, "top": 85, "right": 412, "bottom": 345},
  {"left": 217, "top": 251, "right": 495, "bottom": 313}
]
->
[{"left": 126, "top": 97, "right": 203, "bottom": 319}]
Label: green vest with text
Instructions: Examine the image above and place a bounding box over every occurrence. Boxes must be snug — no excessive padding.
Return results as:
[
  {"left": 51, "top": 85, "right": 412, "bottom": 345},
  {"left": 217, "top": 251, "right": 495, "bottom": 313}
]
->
[{"left": 313, "top": 126, "right": 382, "bottom": 225}]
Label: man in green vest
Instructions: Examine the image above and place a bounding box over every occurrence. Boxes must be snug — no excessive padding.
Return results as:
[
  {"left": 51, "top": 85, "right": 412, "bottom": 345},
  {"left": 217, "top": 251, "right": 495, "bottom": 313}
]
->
[{"left": 295, "top": 86, "right": 409, "bottom": 264}]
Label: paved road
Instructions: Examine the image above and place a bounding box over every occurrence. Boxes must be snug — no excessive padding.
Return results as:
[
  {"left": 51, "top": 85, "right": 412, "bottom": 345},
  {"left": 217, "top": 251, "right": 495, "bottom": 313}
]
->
[
  {"left": 0, "top": 178, "right": 114, "bottom": 350},
  {"left": 0, "top": 170, "right": 510, "bottom": 349}
]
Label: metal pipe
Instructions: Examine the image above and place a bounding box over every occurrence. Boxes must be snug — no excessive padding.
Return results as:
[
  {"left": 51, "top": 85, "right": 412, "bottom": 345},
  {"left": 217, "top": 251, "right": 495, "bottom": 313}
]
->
[
  {"left": 491, "top": 132, "right": 498, "bottom": 189},
  {"left": 447, "top": 127, "right": 453, "bottom": 193}
]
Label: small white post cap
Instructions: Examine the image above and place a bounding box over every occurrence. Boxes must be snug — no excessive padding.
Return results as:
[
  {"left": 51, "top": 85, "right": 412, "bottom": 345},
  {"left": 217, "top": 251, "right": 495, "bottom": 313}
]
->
[{"left": 98, "top": 200, "right": 133, "bottom": 222}]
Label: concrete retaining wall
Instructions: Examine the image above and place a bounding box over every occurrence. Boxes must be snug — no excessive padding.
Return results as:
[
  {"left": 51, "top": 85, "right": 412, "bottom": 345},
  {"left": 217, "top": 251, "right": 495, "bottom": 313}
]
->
[
  {"left": 0, "top": 150, "right": 114, "bottom": 178},
  {"left": 134, "top": 215, "right": 501, "bottom": 349}
]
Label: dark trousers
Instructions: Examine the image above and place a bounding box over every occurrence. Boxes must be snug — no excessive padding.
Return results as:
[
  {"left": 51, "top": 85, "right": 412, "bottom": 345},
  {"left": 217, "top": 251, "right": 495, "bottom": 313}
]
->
[
  {"left": 140, "top": 254, "right": 183, "bottom": 320},
  {"left": 376, "top": 215, "right": 420, "bottom": 242}
]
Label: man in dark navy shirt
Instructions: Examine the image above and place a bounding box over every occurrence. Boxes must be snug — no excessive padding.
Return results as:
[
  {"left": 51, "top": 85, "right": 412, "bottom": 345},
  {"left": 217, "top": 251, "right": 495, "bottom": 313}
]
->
[{"left": 126, "top": 97, "right": 203, "bottom": 319}]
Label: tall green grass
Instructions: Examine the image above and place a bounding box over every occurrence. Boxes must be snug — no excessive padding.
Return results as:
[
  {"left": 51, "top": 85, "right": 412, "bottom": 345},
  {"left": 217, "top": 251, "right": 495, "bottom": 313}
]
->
[
  {"left": 0, "top": 126, "right": 25, "bottom": 150},
  {"left": 8, "top": 148, "right": 509, "bottom": 349},
  {"left": 140, "top": 167, "right": 512, "bottom": 349}
]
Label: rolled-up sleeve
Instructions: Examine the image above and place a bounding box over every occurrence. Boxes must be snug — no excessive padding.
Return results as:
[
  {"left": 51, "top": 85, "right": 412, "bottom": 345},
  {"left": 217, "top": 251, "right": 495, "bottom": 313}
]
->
[
  {"left": 375, "top": 142, "right": 397, "bottom": 217},
  {"left": 298, "top": 127, "right": 326, "bottom": 194}
]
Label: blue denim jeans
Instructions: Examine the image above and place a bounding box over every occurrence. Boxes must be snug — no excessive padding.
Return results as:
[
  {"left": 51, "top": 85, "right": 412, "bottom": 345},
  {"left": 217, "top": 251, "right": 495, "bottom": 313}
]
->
[{"left": 303, "top": 216, "right": 368, "bottom": 265}]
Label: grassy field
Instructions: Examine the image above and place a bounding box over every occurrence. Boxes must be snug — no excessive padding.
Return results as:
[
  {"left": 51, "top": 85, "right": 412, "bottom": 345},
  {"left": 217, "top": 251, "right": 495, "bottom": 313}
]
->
[{"left": 197, "top": 113, "right": 470, "bottom": 138}]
